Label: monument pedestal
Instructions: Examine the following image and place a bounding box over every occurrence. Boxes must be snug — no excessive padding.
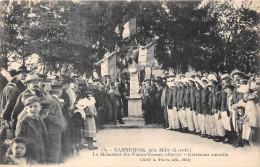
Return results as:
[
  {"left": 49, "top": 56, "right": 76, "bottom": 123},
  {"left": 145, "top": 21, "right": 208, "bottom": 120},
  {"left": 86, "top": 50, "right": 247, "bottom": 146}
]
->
[{"left": 128, "top": 97, "right": 143, "bottom": 117}]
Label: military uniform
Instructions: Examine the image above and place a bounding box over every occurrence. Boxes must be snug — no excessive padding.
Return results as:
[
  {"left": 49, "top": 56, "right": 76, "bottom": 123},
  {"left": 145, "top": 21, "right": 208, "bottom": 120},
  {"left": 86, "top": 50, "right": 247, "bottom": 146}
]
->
[
  {"left": 201, "top": 87, "right": 209, "bottom": 136},
  {"left": 185, "top": 85, "right": 194, "bottom": 132},
  {"left": 172, "top": 86, "right": 180, "bottom": 129},
  {"left": 212, "top": 83, "right": 222, "bottom": 138},
  {"left": 166, "top": 87, "right": 173, "bottom": 129},
  {"left": 196, "top": 87, "right": 203, "bottom": 134},
  {"left": 191, "top": 85, "right": 199, "bottom": 133},
  {"left": 178, "top": 86, "right": 187, "bottom": 130}
]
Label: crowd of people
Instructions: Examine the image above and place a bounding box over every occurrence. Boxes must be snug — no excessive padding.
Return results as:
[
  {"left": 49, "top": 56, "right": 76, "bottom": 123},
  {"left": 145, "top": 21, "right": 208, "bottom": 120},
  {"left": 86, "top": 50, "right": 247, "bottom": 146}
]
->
[
  {"left": 0, "top": 65, "right": 259, "bottom": 164},
  {"left": 140, "top": 70, "right": 260, "bottom": 150},
  {"left": 0, "top": 65, "right": 130, "bottom": 165}
]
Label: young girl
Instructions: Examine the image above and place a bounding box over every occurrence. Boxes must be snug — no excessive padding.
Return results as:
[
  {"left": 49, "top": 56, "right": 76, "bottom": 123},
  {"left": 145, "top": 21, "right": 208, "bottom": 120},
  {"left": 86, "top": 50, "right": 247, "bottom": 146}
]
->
[
  {"left": 71, "top": 100, "right": 85, "bottom": 155},
  {"left": 82, "top": 92, "right": 98, "bottom": 150},
  {"left": 3, "top": 138, "right": 34, "bottom": 165}
]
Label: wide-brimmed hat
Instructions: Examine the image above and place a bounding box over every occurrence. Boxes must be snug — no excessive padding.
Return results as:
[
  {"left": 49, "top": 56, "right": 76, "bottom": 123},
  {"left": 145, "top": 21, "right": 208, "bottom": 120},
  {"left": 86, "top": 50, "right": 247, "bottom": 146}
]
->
[
  {"left": 206, "top": 83, "right": 213, "bottom": 87},
  {"left": 24, "top": 75, "right": 42, "bottom": 84},
  {"left": 220, "top": 73, "right": 230, "bottom": 81},
  {"left": 16, "top": 66, "right": 30, "bottom": 74},
  {"left": 230, "top": 69, "right": 246, "bottom": 79},
  {"left": 208, "top": 74, "right": 218, "bottom": 82},
  {"left": 201, "top": 77, "right": 209, "bottom": 83},
  {"left": 144, "top": 78, "right": 150, "bottom": 82}
]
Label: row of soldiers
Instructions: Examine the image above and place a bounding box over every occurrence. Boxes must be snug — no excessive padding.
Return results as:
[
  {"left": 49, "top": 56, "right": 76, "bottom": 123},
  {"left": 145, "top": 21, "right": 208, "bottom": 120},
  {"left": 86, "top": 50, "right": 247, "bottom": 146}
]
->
[{"left": 141, "top": 70, "right": 260, "bottom": 149}]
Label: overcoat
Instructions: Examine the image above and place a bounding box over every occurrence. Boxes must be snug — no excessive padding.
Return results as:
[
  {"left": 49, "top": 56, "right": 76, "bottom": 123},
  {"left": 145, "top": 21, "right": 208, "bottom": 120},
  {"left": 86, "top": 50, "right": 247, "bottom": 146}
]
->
[
  {"left": 0, "top": 83, "right": 20, "bottom": 121},
  {"left": 15, "top": 115, "right": 48, "bottom": 163}
]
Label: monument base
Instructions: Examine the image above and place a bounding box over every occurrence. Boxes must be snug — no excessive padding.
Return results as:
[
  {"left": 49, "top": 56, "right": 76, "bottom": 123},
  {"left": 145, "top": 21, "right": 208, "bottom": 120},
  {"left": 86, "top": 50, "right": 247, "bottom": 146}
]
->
[{"left": 128, "top": 97, "right": 143, "bottom": 117}]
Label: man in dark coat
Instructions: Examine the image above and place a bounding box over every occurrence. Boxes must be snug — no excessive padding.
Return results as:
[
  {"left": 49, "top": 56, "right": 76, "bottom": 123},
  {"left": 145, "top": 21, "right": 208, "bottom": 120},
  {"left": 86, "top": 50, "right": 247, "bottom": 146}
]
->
[
  {"left": 0, "top": 76, "right": 20, "bottom": 128},
  {"left": 44, "top": 84, "right": 66, "bottom": 163},
  {"left": 11, "top": 75, "right": 43, "bottom": 131},
  {"left": 15, "top": 66, "right": 30, "bottom": 93}
]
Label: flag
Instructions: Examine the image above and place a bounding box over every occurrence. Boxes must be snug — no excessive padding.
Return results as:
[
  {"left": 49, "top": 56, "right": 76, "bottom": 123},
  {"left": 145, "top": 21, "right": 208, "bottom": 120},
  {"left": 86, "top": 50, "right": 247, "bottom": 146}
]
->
[
  {"left": 122, "top": 18, "right": 136, "bottom": 39},
  {"left": 115, "top": 25, "right": 120, "bottom": 34},
  {"left": 138, "top": 43, "right": 155, "bottom": 67},
  {"left": 100, "top": 52, "right": 117, "bottom": 77}
]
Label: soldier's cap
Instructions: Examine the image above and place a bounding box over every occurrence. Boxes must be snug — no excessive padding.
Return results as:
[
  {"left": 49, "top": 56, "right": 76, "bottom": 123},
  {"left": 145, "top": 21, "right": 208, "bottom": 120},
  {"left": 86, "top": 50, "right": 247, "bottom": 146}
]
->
[
  {"left": 24, "top": 96, "right": 41, "bottom": 106},
  {"left": 51, "top": 84, "right": 63, "bottom": 90},
  {"left": 206, "top": 83, "right": 213, "bottom": 87},
  {"left": 195, "top": 79, "right": 204, "bottom": 87},
  {"left": 201, "top": 77, "right": 209, "bottom": 83},
  {"left": 179, "top": 74, "right": 185, "bottom": 79},
  {"left": 188, "top": 78, "right": 195, "bottom": 82},
  {"left": 208, "top": 74, "right": 218, "bottom": 82},
  {"left": 24, "top": 75, "right": 42, "bottom": 84},
  {"left": 230, "top": 69, "right": 246, "bottom": 79},
  {"left": 220, "top": 73, "right": 230, "bottom": 81},
  {"left": 168, "top": 75, "right": 174, "bottom": 78},
  {"left": 190, "top": 75, "right": 195, "bottom": 79}
]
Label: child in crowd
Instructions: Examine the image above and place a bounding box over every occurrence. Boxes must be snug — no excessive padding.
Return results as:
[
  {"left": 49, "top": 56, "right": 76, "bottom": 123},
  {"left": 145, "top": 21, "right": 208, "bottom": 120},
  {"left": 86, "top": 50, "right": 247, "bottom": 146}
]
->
[
  {"left": 15, "top": 96, "right": 49, "bottom": 164},
  {"left": 3, "top": 137, "right": 34, "bottom": 165},
  {"left": 71, "top": 100, "right": 85, "bottom": 155}
]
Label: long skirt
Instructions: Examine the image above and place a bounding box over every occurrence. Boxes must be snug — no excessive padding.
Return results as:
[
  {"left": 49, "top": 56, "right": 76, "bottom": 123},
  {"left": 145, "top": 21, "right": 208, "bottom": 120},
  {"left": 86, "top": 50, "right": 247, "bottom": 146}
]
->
[{"left": 82, "top": 116, "right": 96, "bottom": 138}]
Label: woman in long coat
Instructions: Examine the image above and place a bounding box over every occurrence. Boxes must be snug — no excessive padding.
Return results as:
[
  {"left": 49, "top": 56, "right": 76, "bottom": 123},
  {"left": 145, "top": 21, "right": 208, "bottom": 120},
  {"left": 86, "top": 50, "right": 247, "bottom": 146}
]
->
[{"left": 81, "top": 92, "right": 98, "bottom": 150}]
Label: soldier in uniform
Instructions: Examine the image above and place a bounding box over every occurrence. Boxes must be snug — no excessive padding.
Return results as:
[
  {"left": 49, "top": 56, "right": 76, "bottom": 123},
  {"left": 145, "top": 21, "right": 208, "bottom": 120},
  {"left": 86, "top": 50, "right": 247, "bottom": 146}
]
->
[
  {"left": 172, "top": 79, "right": 180, "bottom": 130},
  {"left": 184, "top": 78, "right": 193, "bottom": 133},
  {"left": 165, "top": 76, "right": 173, "bottom": 130},
  {"left": 195, "top": 79, "right": 203, "bottom": 136},
  {"left": 178, "top": 79, "right": 187, "bottom": 132},
  {"left": 161, "top": 81, "right": 168, "bottom": 128},
  {"left": 214, "top": 73, "right": 230, "bottom": 142},
  {"left": 207, "top": 82, "right": 214, "bottom": 139},
  {"left": 201, "top": 77, "right": 209, "bottom": 137},
  {"left": 208, "top": 74, "right": 221, "bottom": 140},
  {"left": 190, "top": 78, "right": 198, "bottom": 134}
]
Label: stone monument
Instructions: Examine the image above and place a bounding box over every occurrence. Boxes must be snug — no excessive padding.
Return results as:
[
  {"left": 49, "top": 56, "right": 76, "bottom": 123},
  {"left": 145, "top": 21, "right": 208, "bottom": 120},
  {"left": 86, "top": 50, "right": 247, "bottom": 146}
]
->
[{"left": 128, "top": 71, "right": 142, "bottom": 117}]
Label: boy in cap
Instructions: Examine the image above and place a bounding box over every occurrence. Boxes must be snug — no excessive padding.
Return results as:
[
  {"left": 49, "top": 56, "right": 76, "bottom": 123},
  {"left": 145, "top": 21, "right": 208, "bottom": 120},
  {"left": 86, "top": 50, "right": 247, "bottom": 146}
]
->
[
  {"left": 15, "top": 96, "right": 48, "bottom": 164},
  {"left": 11, "top": 75, "right": 43, "bottom": 131}
]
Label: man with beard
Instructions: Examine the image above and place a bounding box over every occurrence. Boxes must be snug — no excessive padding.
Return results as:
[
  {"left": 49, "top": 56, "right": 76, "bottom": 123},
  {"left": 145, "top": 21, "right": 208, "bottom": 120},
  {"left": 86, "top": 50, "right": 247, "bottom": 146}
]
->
[
  {"left": 15, "top": 66, "right": 30, "bottom": 93},
  {"left": 11, "top": 75, "right": 43, "bottom": 131}
]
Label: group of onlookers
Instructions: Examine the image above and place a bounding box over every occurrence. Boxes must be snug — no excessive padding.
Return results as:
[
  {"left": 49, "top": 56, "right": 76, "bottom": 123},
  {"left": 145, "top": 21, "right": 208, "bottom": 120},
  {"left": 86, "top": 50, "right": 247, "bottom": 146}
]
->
[
  {"left": 140, "top": 70, "right": 260, "bottom": 149},
  {"left": 0, "top": 66, "right": 130, "bottom": 165}
]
